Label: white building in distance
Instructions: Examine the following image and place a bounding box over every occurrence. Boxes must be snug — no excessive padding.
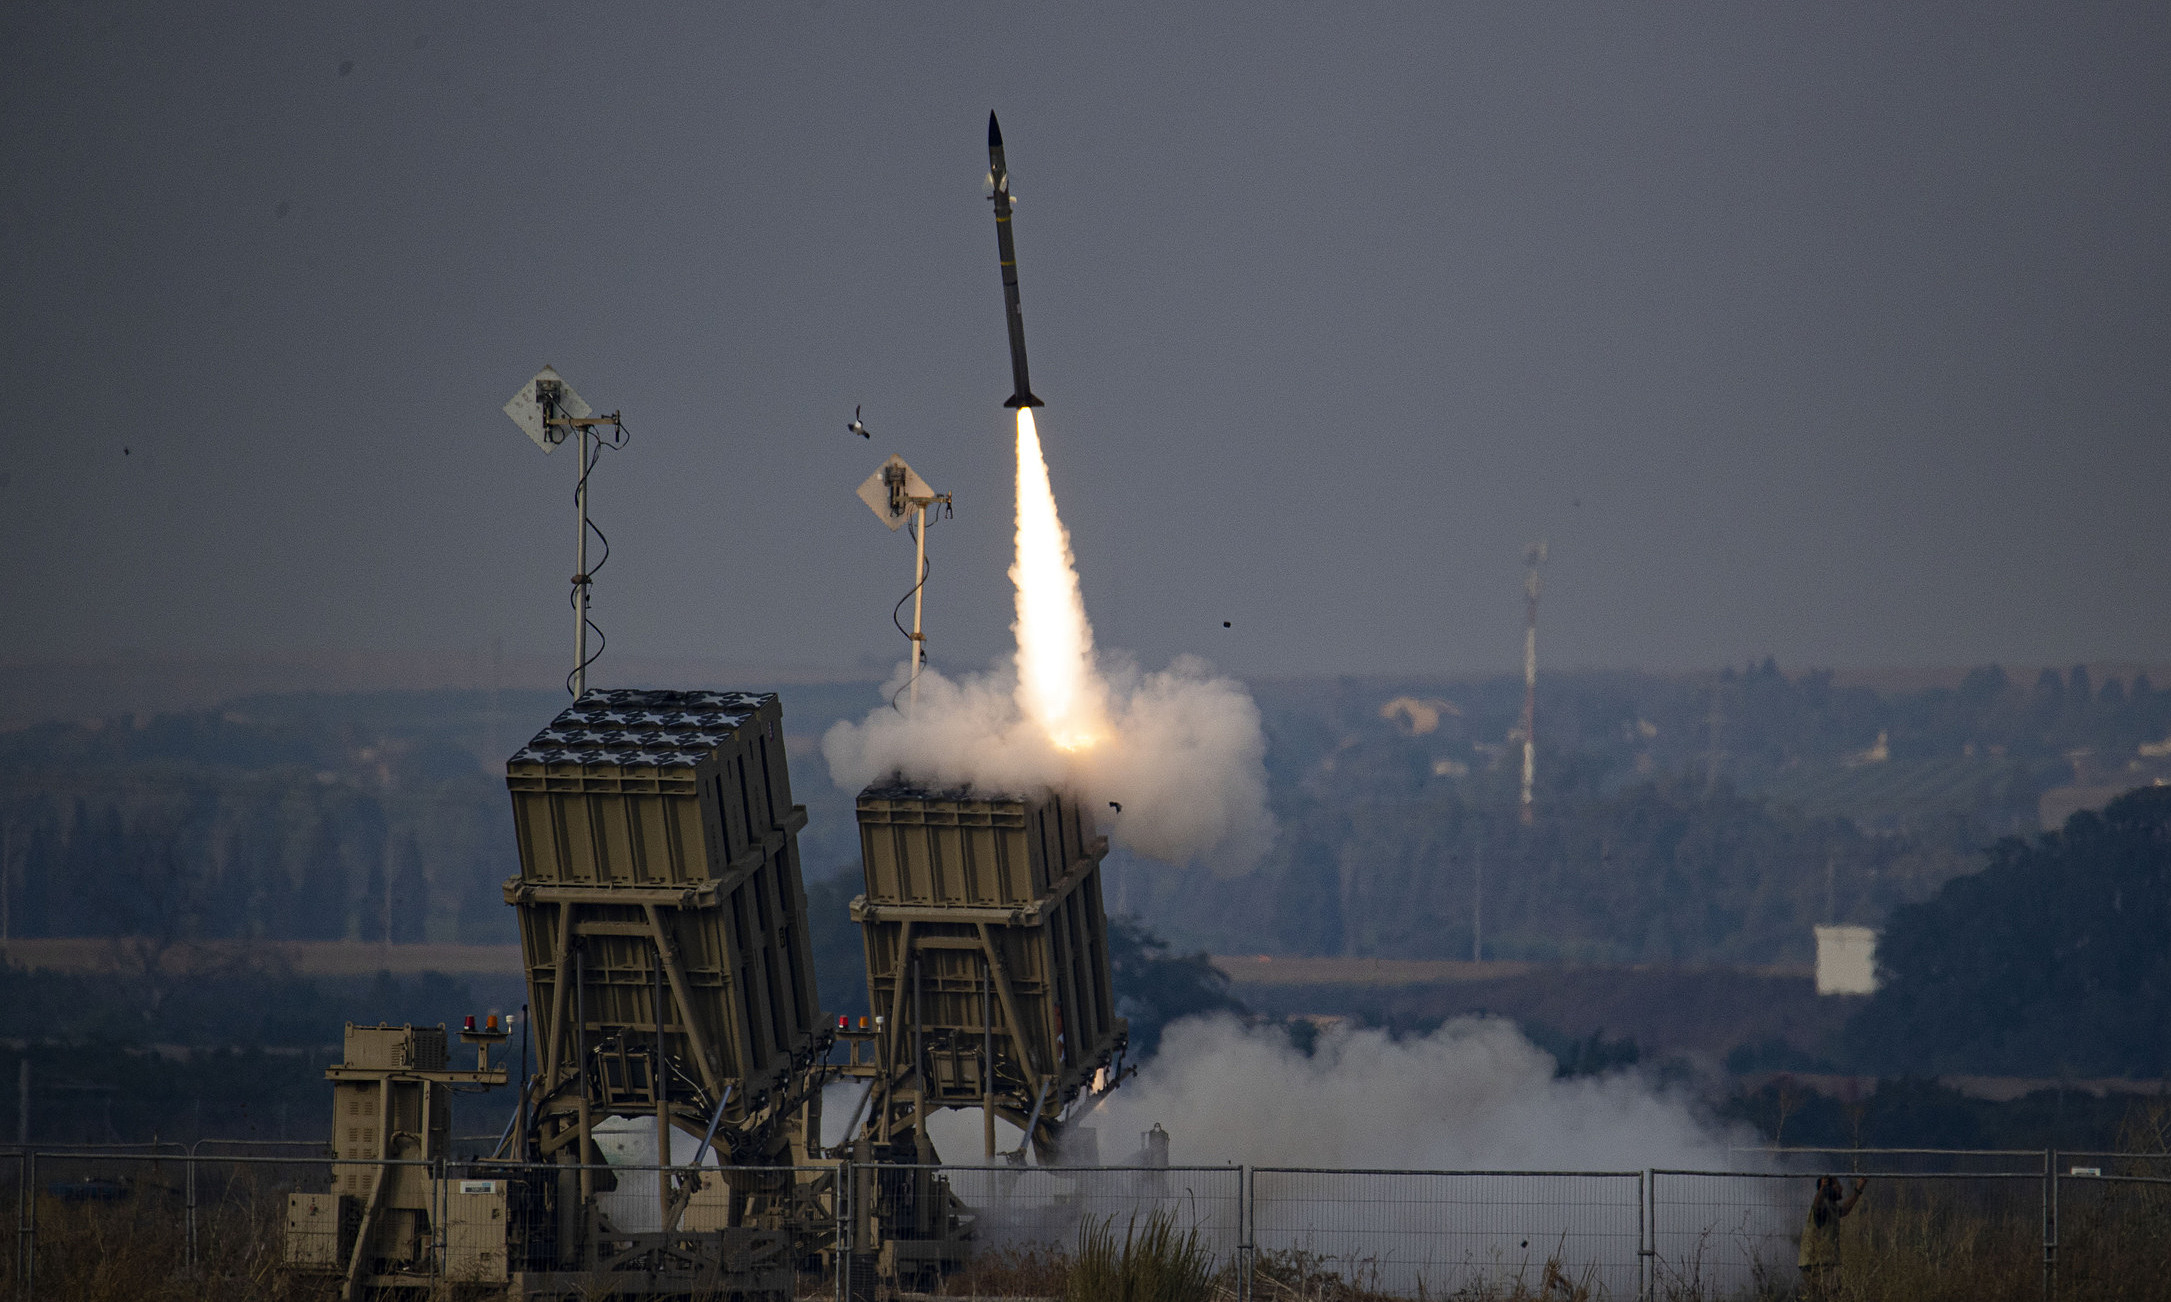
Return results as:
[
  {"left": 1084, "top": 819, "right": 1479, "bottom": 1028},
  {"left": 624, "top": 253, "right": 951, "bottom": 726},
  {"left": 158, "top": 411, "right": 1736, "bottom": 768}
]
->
[{"left": 1814, "top": 925, "right": 1879, "bottom": 996}]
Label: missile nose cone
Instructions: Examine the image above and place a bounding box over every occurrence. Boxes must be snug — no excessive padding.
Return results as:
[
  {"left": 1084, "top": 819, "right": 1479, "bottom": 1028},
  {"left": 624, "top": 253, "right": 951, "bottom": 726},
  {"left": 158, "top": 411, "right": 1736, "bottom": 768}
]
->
[{"left": 988, "top": 112, "right": 1003, "bottom": 149}]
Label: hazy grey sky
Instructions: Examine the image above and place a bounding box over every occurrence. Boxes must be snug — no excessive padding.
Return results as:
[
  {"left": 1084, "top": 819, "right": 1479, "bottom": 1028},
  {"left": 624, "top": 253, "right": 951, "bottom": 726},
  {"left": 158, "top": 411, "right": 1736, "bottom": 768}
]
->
[{"left": 4, "top": 3, "right": 2167, "bottom": 682}]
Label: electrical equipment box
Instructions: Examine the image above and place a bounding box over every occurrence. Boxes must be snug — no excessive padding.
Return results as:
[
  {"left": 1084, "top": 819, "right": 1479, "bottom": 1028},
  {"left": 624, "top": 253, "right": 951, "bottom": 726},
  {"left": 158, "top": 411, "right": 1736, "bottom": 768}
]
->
[
  {"left": 283, "top": 1192, "right": 356, "bottom": 1271},
  {"left": 340, "top": 1023, "right": 449, "bottom": 1072},
  {"left": 328, "top": 1025, "right": 455, "bottom": 1206},
  {"left": 440, "top": 1179, "right": 511, "bottom": 1283}
]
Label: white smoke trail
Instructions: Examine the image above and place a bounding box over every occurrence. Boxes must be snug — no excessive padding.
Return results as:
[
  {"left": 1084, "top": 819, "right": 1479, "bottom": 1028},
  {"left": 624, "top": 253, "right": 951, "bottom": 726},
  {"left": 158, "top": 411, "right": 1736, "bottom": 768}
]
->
[{"left": 823, "top": 409, "right": 1269, "bottom": 872}]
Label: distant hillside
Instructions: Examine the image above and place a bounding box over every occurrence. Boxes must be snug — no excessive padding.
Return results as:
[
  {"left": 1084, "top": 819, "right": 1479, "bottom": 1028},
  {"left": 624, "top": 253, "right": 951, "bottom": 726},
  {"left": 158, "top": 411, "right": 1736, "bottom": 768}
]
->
[
  {"left": 1119, "top": 663, "right": 2171, "bottom": 963},
  {"left": 1846, "top": 785, "right": 2171, "bottom": 1077}
]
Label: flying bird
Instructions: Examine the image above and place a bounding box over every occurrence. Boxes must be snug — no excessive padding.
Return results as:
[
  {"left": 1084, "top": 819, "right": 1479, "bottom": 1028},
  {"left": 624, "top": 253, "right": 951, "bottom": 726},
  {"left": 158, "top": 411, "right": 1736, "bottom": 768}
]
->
[
  {"left": 1108, "top": 801, "right": 1122, "bottom": 813},
  {"left": 847, "top": 406, "right": 871, "bottom": 439}
]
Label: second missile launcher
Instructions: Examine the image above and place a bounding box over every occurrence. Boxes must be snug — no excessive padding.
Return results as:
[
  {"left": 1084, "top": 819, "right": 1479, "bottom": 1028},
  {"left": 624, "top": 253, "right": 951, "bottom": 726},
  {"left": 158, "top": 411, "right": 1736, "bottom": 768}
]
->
[{"left": 849, "top": 779, "right": 1126, "bottom": 1161}]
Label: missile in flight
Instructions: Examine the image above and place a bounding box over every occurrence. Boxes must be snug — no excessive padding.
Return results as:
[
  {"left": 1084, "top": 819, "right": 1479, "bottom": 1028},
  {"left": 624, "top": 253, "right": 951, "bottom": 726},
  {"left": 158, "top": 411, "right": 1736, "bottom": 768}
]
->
[{"left": 987, "top": 112, "right": 1045, "bottom": 410}]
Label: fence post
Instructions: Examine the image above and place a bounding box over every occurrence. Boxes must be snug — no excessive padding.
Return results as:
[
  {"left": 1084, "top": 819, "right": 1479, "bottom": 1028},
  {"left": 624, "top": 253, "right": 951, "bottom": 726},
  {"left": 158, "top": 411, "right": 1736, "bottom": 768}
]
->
[
  {"left": 184, "top": 1151, "right": 198, "bottom": 1272},
  {"left": 18, "top": 1149, "right": 32, "bottom": 1300},
  {"left": 1639, "top": 1169, "right": 1654, "bottom": 1302},
  {"left": 2042, "top": 1148, "right": 2056, "bottom": 1301},
  {"left": 1237, "top": 1165, "right": 1251, "bottom": 1302},
  {"left": 834, "top": 1160, "right": 850, "bottom": 1302}
]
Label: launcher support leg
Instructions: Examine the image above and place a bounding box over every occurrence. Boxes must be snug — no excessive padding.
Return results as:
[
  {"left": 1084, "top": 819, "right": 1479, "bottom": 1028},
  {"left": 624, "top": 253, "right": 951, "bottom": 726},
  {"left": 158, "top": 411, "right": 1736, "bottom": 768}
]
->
[
  {"left": 976, "top": 922, "right": 1041, "bottom": 1079},
  {"left": 543, "top": 900, "right": 574, "bottom": 1088},
  {"left": 644, "top": 903, "right": 724, "bottom": 1099},
  {"left": 982, "top": 958, "right": 997, "bottom": 1160},
  {"left": 880, "top": 921, "right": 916, "bottom": 1143}
]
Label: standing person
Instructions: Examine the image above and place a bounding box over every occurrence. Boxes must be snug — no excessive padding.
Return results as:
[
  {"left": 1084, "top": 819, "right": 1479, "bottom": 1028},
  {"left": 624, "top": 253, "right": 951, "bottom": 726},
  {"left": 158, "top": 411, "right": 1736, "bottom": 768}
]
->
[{"left": 1798, "top": 1174, "right": 1868, "bottom": 1299}]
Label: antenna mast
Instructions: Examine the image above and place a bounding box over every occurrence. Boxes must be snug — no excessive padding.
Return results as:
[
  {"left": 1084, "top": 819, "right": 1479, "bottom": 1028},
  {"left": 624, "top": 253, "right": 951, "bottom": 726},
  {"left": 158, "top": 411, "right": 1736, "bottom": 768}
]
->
[
  {"left": 1704, "top": 679, "right": 1728, "bottom": 795},
  {"left": 503, "top": 366, "right": 626, "bottom": 698},
  {"left": 857, "top": 455, "right": 951, "bottom": 715},
  {"left": 1519, "top": 542, "right": 1547, "bottom": 827}
]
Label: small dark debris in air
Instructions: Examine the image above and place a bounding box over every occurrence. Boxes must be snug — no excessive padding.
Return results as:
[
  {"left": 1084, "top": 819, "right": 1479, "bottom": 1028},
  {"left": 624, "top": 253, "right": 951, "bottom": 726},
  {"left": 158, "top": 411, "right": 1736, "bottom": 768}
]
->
[
  {"left": 1521, "top": 1241, "right": 1529, "bottom": 1249},
  {"left": 1222, "top": 621, "right": 1231, "bottom": 628},
  {"left": 1108, "top": 801, "right": 1122, "bottom": 813},
  {"left": 123, "top": 447, "right": 131, "bottom": 456},
  {"left": 338, "top": 59, "right": 354, "bottom": 77}
]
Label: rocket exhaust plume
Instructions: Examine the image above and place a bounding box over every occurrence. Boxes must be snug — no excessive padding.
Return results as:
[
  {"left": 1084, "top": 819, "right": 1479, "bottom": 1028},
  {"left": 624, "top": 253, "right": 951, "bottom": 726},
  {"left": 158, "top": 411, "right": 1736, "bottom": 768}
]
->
[
  {"left": 822, "top": 115, "right": 1269, "bottom": 873},
  {"left": 825, "top": 408, "right": 1270, "bottom": 873},
  {"left": 1011, "top": 408, "right": 1105, "bottom": 752}
]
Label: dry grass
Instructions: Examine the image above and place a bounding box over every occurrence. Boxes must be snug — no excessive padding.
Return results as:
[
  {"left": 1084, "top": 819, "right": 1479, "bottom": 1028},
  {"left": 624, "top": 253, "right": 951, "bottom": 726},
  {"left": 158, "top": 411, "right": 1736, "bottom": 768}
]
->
[
  {"left": 1251, "top": 1244, "right": 1599, "bottom": 1302},
  {"left": 935, "top": 1243, "right": 1073, "bottom": 1298},
  {"left": 3, "top": 1177, "right": 338, "bottom": 1302},
  {"left": 11, "top": 1159, "right": 2171, "bottom": 1301}
]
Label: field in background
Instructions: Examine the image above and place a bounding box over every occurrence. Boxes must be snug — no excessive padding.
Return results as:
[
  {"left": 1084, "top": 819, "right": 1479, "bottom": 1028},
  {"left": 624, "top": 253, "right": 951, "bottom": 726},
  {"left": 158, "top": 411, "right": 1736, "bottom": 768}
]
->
[
  {"left": 0, "top": 938, "right": 523, "bottom": 978},
  {"left": 1211, "top": 955, "right": 1813, "bottom": 986}
]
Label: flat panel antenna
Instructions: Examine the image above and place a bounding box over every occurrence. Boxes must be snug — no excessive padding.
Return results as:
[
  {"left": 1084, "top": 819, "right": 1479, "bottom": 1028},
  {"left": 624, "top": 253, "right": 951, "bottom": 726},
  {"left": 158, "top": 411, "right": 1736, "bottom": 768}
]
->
[
  {"left": 856, "top": 455, "right": 935, "bottom": 531},
  {"left": 503, "top": 365, "right": 591, "bottom": 452},
  {"left": 856, "top": 454, "right": 950, "bottom": 714}
]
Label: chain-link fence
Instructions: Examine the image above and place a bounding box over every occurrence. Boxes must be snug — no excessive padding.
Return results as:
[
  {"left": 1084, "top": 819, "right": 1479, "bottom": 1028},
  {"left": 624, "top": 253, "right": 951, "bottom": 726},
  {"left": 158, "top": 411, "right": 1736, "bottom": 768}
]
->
[
  {"left": 939, "top": 1164, "right": 1243, "bottom": 1256},
  {"left": 4, "top": 1147, "right": 338, "bottom": 1301},
  {"left": 2044, "top": 1168, "right": 2171, "bottom": 1302},
  {"left": 3, "top": 1146, "right": 2162, "bottom": 1300},
  {"left": 1251, "top": 1167, "right": 1643, "bottom": 1298},
  {"left": 1653, "top": 1168, "right": 2049, "bottom": 1300}
]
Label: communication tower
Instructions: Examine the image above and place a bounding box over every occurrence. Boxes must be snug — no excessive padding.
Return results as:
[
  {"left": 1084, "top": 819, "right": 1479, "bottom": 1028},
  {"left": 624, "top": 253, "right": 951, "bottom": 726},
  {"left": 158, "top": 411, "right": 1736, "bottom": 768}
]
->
[{"left": 1519, "top": 542, "right": 1547, "bottom": 827}]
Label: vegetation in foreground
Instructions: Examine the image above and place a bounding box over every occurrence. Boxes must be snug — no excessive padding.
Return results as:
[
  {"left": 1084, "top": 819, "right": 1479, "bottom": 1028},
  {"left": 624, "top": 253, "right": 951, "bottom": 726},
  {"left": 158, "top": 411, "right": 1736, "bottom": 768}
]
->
[{"left": 6, "top": 1169, "right": 2171, "bottom": 1301}]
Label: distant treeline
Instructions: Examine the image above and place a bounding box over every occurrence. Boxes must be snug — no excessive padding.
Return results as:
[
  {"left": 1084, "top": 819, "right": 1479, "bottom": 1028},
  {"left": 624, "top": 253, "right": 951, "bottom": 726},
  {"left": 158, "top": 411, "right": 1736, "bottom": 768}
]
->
[
  {"left": 0, "top": 762, "right": 521, "bottom": 945},
  {"left": 1137, "top": 775, "right": 1983, "bottom": 965},
  {"left": 4, "top": 667, "right": 2169, "bottom": 972},
  {"left": 1723, "top": 1075, "right": 2152, "bottom": 1153},
  {"left": 1129, "top": 662, "right": 2171, "bottom": 963},
  {"left": 0, "top": 964, "right": 523, "bottom": 1145}
]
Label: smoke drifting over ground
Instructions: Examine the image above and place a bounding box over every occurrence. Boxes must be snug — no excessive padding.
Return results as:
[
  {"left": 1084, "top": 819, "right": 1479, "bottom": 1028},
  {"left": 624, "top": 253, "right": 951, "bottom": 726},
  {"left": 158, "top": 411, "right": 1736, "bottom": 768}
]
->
[
  {"left": 821, "top": 655, "right": 1270, "bottom": 873},
  {"left": 1057, "top": 1017, "right": 1777, "bottom": 1295},
  {"left": 916, "top": 1015, "right": 1774, "bottom": 1294},
  {"left": 1088, "top": 1014, "right": 1754, "bottom": 1172}
]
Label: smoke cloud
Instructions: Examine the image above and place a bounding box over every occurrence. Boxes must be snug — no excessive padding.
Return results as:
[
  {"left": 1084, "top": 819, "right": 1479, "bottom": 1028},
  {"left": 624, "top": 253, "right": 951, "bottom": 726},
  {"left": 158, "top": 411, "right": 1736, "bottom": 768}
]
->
[
  {"left": 820, "top": 655, "right": 1271, "bottom": 874},
  {"left": 908, "top": 1014, "right": 1776, "bottom": 1293},
  {"left": 1066, "top": 1015, "right": 1775, "bottom": 1294},
  {"left": 1085, "top": 1014, "right": 1754, "bottom": 1172}
]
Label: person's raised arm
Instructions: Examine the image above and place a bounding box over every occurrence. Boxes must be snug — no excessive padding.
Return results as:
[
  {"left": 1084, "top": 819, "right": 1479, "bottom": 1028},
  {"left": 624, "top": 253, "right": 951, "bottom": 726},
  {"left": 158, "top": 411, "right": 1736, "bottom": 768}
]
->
[{"left": 1838, "top": 1177, "right": 1867, "bottom": 1216}]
